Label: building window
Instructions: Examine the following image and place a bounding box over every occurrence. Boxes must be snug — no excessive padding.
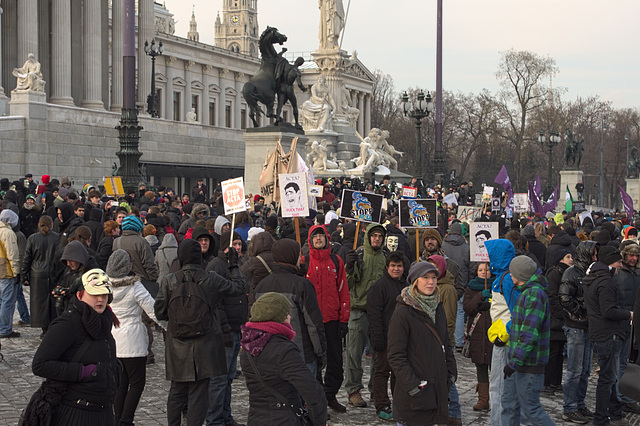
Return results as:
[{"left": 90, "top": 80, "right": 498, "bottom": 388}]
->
[
  {"left": 173, "top": 91, "right": 181, "bottom": 121},
  {"left": 192, "top": 95, "right": 199, "bottom": 121},
  {"left": 209, "top": 101, "right": 216, "bottom": 126},
  {"left": 225, "top": 103, "right": 232, "bottom": 128},
  {"left": 241, "top": 108, "right": 247, "bottom": 129}
]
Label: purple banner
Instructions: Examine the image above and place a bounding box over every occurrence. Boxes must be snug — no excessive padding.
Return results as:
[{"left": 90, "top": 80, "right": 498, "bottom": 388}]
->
[
  {"left": 528, "top": 181, "right": 543, "bottom": 215},
  {"left": 542, "top": 184, "right": 559, "bottom": 215},
  {"left": 534, "top": 174, "right": 542, "bottom": 201},
  {"left": 494, "top": 165, "right": 514, "bottom": 202},
  {"left": 619, "top": 181, "right": 634, "bottom": 218}
]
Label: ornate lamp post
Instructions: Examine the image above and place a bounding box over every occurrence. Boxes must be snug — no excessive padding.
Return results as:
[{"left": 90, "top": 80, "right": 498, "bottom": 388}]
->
[
  {"left": 144, "top": 39, "right": 163, "bottom": 118},
  {"left": 600, "top": 116, "right": 606, "bottom": 206},
  {"left": 625, "top": 127, "right": 630, "bottom": 177},
  {"left": 538, "top": 130, "right": 561, "bottom": 198},
  {"left": 401, "top": 90, "right": 434, "bottom": 180}
]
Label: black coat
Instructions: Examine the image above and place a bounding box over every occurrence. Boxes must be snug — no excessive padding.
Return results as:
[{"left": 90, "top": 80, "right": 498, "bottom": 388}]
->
[
  {"left": 463, "top": 284, "right": 493, "bottom": 365},
  {"left": 240, "top": 334, "right": 327, "bottom": 425},
  {"left": 19, "top": 205, "right": 41, "bottom": 237},
  {"left": 525, "top": 235, "right": 547, "bottom": 272},
  {"left": 206, "top": 251, "right": 249, "bottom": 333},
  {"left": 545, "top": 262, "right": 569, "bottom": 341},
  {"left": 387, "top": 295, "right": 457, "bottom": 426},
  {"left": 23, "top": 231, "right": 59, "bottom": 328},
  {"left": 367, "top": 270, "right": 407, "bottom": 352},
  {"left": 254, "top": 264, "right": 327, "bottom": 364},
  {"left": 558, "top": 240, "right": 597, "bottom": 329},
  {"left": 96, "top": 235, "right": 114, "bottom": 270},
  {"left": 545, "top": 231, "right": 574, "bottom": 271},
  {"left": 32, "top": 297, "right": 119, "bottom": 408}
]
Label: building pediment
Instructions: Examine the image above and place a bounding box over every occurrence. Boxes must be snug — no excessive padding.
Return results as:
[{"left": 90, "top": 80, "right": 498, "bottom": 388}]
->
[
  {"left": 343, "top": 58, "right": 376, "bottom": 82},
  {"left": 156, "top": 73, "right": 168, "bottom": 84},
  {"left": 225, "top": 87, "right": 237, "bottom": 97},
  {"left": 209, "top": 84, "right": 221, "bottom": 94},
  {"left": 192, "top": 81, "right": 205, "bottom": 90},
  {"left": 173, "top": 77, "right": 187, "bottom": 87}
]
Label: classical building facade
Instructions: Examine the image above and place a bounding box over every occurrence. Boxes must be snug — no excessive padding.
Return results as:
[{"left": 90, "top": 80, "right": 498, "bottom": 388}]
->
[{"left": 0, "top": 0, "right": 374, "bottom": 194}]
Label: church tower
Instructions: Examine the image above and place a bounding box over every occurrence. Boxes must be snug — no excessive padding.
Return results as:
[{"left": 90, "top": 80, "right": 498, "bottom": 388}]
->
[
  {"left": 187, "top": 8, "right": 199, "bottom": 42},
  {"left": 214, "top": 0, "right": 259, "bottom": 57}
]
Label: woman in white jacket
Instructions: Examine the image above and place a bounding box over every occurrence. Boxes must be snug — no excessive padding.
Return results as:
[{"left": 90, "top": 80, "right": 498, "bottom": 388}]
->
[{"left": 107, "top": 249, "right": 162, "bottom": 426}]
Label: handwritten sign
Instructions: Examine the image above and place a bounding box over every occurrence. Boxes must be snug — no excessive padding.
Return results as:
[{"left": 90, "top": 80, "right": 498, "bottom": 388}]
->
[
  {"left": 339, "top": 189, "right": 383, "bottom": 223},
  {"left": 279, "top": 172, "right": 309, "bottom": 218},
  {"left": 513, "top": 193, "right": 529, "bottom": 213},
  {"left": 399, "top": 199, "right": 438, "bottom": 228},
  {"left": 221, "top": 177, "right": 246, "bottom": 215},
  {"left": 470, "top": 222, "right": 498, "bottom": 262},
  {"left": 456, "top": 206, "right": 482, "bottom": 222},
  {"left": 402, "top": 186, "right": 418, "bottom": 199},
  {"left": 308, "top": 184, "right": 323, "bottom": 197}
]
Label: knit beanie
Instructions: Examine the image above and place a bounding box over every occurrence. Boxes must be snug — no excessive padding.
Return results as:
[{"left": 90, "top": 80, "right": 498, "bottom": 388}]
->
[
  {"left": 41, "top": 175, "right": 50, "bottom": 185},
  {"left": 598, "top": 246, "right": 622, "bottom": 266},
  {"left": 121, "top": 215, "right": 144, "bottom": 233},
  {"left": 553, "top": 249, "right": 571, "bottom": 266},
  {"left": 509, "top": 255, "right": 537, "bottom": 283},
  {"left": 422, "top": 228, "right": 442, "bottom": 247},
  {"left": 250, "top": 292, "right": 292, "bottom": 323},
  {"left": 106, "top": 249, "right": 131, "bottom": 279},
  {"left": 221, "top": 230, "right": 242, "bottom": 250},
  {"left": 272, "top": 238, "right": 301, "bottom": 266},
  {"left": 521, "top": 224, "right": 535, "bottom": 238},
  {"left": 407, "top": 261, "right": 439, "bottom": 285},
  {"left": 594, "top": 229, "right": 611, "bottom": 246},
  {"left": 448, "top": 222, "right": 462, "bottom": 235}
]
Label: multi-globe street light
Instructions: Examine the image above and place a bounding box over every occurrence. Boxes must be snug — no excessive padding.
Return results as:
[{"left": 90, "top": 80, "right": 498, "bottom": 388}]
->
[
  {"left": 401, "top": 90, "right": 434, "bottom": 180},
  {"left": 538, "top": 130, "right": 561, "bottom": 198},
  {"left": 144, "top": 39, "right": 163, "bottom": 118}
]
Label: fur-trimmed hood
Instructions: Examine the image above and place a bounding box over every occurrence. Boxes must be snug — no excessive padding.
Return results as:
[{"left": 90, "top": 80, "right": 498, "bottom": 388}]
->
[{"left": 109, "top": 275, "right": 139, "bottom": 288}]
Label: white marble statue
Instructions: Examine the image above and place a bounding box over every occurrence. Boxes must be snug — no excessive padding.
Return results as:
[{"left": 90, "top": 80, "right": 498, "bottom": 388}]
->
[
  {"left": 185, "top": 107, "right": 198, "bottom": 123},
  {"left": 372, "top": 128, "right": 403, "bottom": 170},
  {"left": 12, "top": 53, "right": 45, "bottom": 92},
  {"left": 355, "top": 137, "right": 382, "bottom": 173},
  {"left": 307, "top": 139, "right": 340, "bottom": 172},
  {"left": 318, "top": 0, "right": 345, "bottom": 50},
  {"left": 352, "top": 128, "right": 402, "bottom": 173},
  {"left": 340, "top": 86, "right": 359, "bottom": 128},
  {"left": 301, "top": 76, "right": 335, "bottom": 132}
]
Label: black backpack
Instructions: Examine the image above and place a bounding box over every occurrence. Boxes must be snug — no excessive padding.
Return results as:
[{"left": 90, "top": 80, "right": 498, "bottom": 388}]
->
[{"left": 168, "top": 269, "right": 212, "bottom": 339}]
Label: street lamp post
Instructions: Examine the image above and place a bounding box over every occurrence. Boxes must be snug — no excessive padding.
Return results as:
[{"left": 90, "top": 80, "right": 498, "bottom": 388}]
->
[
  {"left": 600, "top": 116, "right": 606, "bottom": 206},
  {"left": 538, "top": 130, "right": 561, "bottom": 198},
  {"left": 626, "top": 127, "right": 630, "bottom": 177},
  {"left": 401, "top": 90, "right": 434, "bottom": 180},
  {"left": 144, "top": 39, "right": 163, "bottom": 118}
]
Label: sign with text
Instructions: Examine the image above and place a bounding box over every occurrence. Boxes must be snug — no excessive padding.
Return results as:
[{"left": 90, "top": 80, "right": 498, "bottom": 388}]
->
[
  {"left": 443, "top": 192, "right": 458, "bottom": 206},
  {"left": 572, "top": 201, "right": 586, "bottom": 213},
  {"left": 456, "top": 205, "right": 482, "bottom": 222},
  {"left": 491, "top": 197, "right": 501, "bottom": 212},
  {"left": 279, "top": 172, "right": 309, "bottom": 218},
  {"left": 402, "top": 186, "right": 418, "bottom": 199},
  {"left": 399, "top": 198, "right": 438, "bottom": 228},
  {"left": 103, "top": 176, "right": 125, "bottom": 197},
  {"left": 221, "top": 177, "right": 246, "bottom": 215},
  {"left": 482, "top": 186, "right": 494, "bottom": 201},
  {"left": 470, "top": 222, "right": 499, "bottom": 262},
  {"left": 513, "top": 193, "right": 529, "bottom": 213},
  {"left": 308, "top": 184, "right": 323, "bottom": 197},
  {"left": 339, "top": 189, "right": 384, "bottom": 223}
]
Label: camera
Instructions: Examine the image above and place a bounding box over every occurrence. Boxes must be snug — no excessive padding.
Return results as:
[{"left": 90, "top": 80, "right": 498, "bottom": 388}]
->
[{"left": 52, "top": 286, "right": 68, "bottom": 311}]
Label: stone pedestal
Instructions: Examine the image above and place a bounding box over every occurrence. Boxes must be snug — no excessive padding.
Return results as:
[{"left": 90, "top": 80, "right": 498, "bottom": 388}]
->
[
  {"left": 626, "top": 177, "right": 640, "bottom": 212},
  {"left": 560, "top": 169, "right": 584, "bottom": 209},
  {"left": 10, "top": 90, "right": 47, "bottom": 119},
  {"left": 243, "top": 127, "right": 308, "bottom": 197},
  {"left": 0, "top": 93, "right": 8, "bottom": 116}
]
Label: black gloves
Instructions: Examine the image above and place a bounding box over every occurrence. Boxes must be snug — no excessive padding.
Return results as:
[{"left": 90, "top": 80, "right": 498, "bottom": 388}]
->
[
  {"left": 339, "top": 322, "right": 349, "bottom": 339},
  {"left": 493, "top": 337, "right": 506, "bottom": 347},
  {"left": 503, "top": 365, "right": 515, "bottom": 379},
  {"left": 346, "top": 250, "right": 357, "bottom": 272},
  {"left": 223, "top": 332, "right": 234, "bottom": 348},
  {"left": 477, "top": 301, "right": 491, "bottom": 312},
  {"left": 227, "top": 248, "right": 239, "bottom": 268}
]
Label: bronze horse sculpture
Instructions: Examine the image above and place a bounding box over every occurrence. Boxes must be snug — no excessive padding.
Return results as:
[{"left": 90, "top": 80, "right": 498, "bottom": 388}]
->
[{"left": 242, "top": 27, "right": 289, "bottom": 128}]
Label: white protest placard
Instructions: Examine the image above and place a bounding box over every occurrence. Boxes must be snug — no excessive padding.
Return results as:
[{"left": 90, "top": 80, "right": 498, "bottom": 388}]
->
[
  {"left": 221, "top": 177, "right": 246, "bottom": 215},
  {"left": 308, "top": 184, "right": 323, "bottom": 197},
  {"left": 456, "top": 205, "right": 482, "bottom": 222},
  {"left": 470, "top": 222, "right": 499, "bottom": 262},
  {"left": 279, "top": 172, "right": 309, "bottom": 218},
  {"left": 491, "top": 198, "right": 501, "bottom": 211},
  {"left": 513, "top": 193, "right": 529, "bottom": 213},
  {"left": 482, "top": 186, "right": 494, "bottom": 201},
  {"left": 443, "top": 192, "right": 458, "bottom": 206},
  {"left": 402, "top": 186, "right": 418, "bottom": 198}
]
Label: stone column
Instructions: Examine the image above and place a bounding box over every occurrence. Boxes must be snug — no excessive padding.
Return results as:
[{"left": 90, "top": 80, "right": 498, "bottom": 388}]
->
[
  {"left": 82, "top": 0, "right": 103, "bottom": 109},
  {"left": 357, "top": 92, "right": 365, "bottom": 136},
  {"left": 110, "top": 0, "right": 123, "bottom": 111},
  {"left": 50, "top": 0, "right": 74, "bottom": 105},
  {"left": 137, "top": 0, "right": 153, "bottom": 107},
  {"left": 365, "top": 94, "right": 371, "bottom": 135},
  {"left": 165, "top": 56, "right": 175, "bottom": 120},
  {"left": 0, "top": 0, "right": 6, "bottom": 112},
  {"left": 184, "top": 61, "right": 193, "bottom": 121},
  {"left": 17, "top": 0, "right": 38, "bottom": 63},
  {"left": 218, "top": 69, "right": 227, "bottom": 127},
  {"left": 234, "top": 72, "right": 243, "bottom": 128},
  {"left": 202, "top": 65, "right": 211, "bottom": 125}
]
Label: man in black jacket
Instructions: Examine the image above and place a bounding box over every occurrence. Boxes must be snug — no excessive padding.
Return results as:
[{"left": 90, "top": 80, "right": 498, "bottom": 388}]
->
[
  {"left": 367, "top": 251, "right": 408, "bottom": 421},
  {"left": 584, "top": 246, "right": 631, "bottom": 426},
  {"left": 559, "top": 240, "right": 598, "bottom": 423}
]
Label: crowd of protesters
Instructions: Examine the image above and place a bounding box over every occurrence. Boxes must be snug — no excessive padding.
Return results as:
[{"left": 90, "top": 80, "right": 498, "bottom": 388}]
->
[{"left": 2, "top": 172, "right": 640, "bottom": 425}]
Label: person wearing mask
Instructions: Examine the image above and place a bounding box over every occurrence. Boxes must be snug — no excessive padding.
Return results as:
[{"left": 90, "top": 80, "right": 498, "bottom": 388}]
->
[
  {"left": 31, "top": 269, "right": 120, "bottom": 425},
  {"left": 240, "top": 292, "right": 328, "bottom": 425},
  {"left": 367, "top": 251, "right": 408, "bottom": 421},
  {"left": 387, "top": 262, "right": 457, "bottom": 426}
]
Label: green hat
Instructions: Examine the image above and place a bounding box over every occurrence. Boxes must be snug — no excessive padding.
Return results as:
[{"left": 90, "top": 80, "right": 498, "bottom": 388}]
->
[{"left": 250, "top": 292, "right": 292, "bottom": 324}]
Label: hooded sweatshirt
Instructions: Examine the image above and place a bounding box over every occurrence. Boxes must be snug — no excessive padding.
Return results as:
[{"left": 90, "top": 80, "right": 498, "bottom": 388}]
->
[
  {"left": 347, "top": 223, "right": 387, "bottom": 311},
  {"left": 486, "top": 239, "right": 519, "bottom": 333}
]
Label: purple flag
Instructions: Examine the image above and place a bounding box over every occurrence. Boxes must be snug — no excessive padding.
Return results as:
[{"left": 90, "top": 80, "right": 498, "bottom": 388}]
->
[
  {"left": 534, "top": 174, "right": 542, "bottom": 200},
  {"left": 528, "top": 181, "right": 543, "bottom": 214},
  {"left": 494, "top": 165, "right": 514, "bottom": 201},
  {"left": 619, "top": 181, "right": 634, "bottom": 218},
  {"left": 542, "top": 184, "right": 559, "bottom": 215}
]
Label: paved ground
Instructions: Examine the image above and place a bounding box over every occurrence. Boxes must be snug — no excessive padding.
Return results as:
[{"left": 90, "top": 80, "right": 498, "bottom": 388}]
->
[{"left": 2, "top": 290, "right": 640, "bottom": 425}]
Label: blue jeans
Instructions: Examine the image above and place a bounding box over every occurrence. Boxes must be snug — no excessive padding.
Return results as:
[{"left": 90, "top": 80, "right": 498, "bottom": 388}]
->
[
  {"left": 502, "top": 371, "right": 555, "bottom": 426},
  {"left": 16, "top": 284, "right": 30, "bottom": 324},
  {"left": 490, "top": 344, "right": 508, "bottom": 426},
  {"left": 206, "top": 331, "right": 241, "bottom": 425},
  {"left": 593, "top": 336, "right": 624, "bottom": 424},
  {"left": 0, "top": 278, "right": 18, "bottom": 335},
  {"left": 448, "top": 381, "right": 461, "bottom": 419},
  {"left": 563, "top": 326, "right": 592, "bottom": 414},
  {"left": 454, "top": 297, "right": 464, "bottom": 347},
  {"left": 617, "top": 329, "right": 634, "bottom": 404}
]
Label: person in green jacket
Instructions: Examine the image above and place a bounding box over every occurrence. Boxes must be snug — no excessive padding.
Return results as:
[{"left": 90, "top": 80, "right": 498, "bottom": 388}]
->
[{"left": 344, "top": 222, "right": 387, "bottom": 408}]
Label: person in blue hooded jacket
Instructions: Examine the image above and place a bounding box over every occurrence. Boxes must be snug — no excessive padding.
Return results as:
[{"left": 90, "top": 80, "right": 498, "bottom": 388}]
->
[{"left": 485, "top": 239, "right": 519, "bottom": 426}]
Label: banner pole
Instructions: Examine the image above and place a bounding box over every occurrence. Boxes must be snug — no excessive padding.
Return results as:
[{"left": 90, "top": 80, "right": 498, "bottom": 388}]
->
[
  {"left": 353, "top": 221, "right": 360, "bottom": 251},
  {"left": 416, "top": 228, "right": 420, "bottom": 263},
  {"left": 294, "top": 217, "right": 301, "bottom": 246},
  {"left": 229, "top": 213, "right": 236, "bottom": 248}
]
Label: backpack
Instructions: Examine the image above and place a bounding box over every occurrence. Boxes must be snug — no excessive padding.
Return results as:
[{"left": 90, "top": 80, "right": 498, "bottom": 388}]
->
[{"left": 167, "top": 269, "right": 212, "bottom": 339}]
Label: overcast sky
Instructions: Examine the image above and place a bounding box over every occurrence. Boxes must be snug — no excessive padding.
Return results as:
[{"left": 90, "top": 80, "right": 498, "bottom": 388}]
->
[{"left": 163, "top": 0, "right": 639, "bottom": 109}]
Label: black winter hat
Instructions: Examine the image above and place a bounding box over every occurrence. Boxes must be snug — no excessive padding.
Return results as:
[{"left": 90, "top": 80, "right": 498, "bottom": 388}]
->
[
  {"left": 598, "top": 246, "right": 622, "bottom": 266},
  {"left": 178, "top": 239, "right": 202, "bottom": 266}
]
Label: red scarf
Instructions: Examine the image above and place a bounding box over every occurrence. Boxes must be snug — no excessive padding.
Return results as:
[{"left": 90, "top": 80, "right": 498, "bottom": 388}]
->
[{"left": 245, "top": 321, "right": 296, "bottom": 341}]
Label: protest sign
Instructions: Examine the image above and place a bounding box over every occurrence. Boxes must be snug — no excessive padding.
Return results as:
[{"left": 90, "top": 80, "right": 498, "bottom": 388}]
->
[
  {"left": 103, "top": 176, "right": 124, "bottom": 197},
  {"left": 513, "top": 193, "right": 529, "bottom": 213},
  {"left": 399, "top": 199, "right": 438, "bottom": 228},
  {"left": 308, "top": 184, "right": 323, "bottom": 197},
  {"left": 443, "top": 192, "right": 458, "bottom": 206},
  {"left": 279, "top": 172, "right": 309, "bottom": 218},
  {"left": 470, "top": 222, "right": 499, "bottom": 262},
  {"left": 482, "top": 186, "right": 494, "bottom": 201},
  {"left": 572, "top": 201, "right": 586, "bottom": 213},
  {"left": 456, "top": 205, "right": 482, "bottom": 222},
  {"left": 402, "top": 186, "right": 418, "bottom": 198},
  {"left": 221, "top": 177, "right": 246, "bottom": 215},
  {"left": 339, "top": 189, "right": 384, "bottom": 223},
  {"left": 491, "top": 197, "right": 501, "bottom": 212}
]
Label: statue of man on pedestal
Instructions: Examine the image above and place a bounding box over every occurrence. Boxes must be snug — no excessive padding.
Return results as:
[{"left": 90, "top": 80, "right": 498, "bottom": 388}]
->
[
  {"left": 301, "top": 76, "right": 335, "bottom": 131},
  {"left": 12, "top": 54, "right": 46, "bottom": 92},
  {"left": 318, "top": 0, "right": 345, "bottom": 50}
]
